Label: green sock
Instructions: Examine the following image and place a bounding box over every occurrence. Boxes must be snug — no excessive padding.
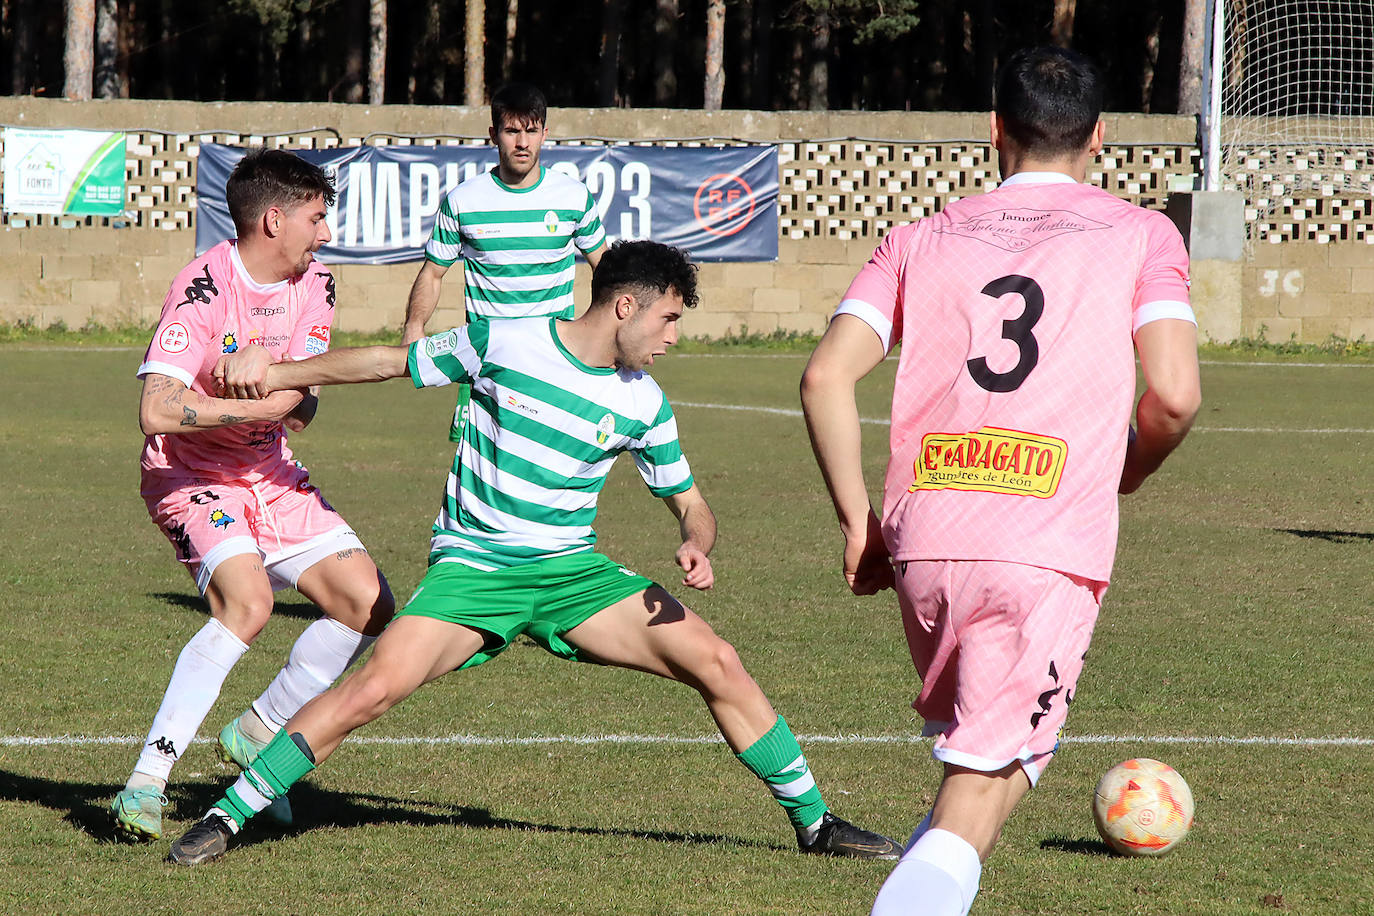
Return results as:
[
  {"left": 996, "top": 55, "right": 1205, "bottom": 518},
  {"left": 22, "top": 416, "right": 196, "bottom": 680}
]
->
[
  {"left": 215, "top": 730, "right": 317, "bottom": 829},
  {"left": 736, "top": 716, "right": 829, "bottom": 834}
]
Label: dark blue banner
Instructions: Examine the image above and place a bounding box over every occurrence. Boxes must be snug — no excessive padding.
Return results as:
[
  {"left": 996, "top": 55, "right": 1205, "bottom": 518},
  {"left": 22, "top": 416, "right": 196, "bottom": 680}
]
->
[{"left": 196, "top": 143, "right": 778, "bottom": 263}]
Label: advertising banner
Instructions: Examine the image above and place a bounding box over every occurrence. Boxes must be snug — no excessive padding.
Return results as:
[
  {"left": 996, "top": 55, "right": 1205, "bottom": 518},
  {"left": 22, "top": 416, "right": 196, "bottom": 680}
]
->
[
  {"left": 1, "top": 128, "right": 127, "bottom": 216},
  {"left": 196, "top": 143, "right": 778, "bottom": 263}
]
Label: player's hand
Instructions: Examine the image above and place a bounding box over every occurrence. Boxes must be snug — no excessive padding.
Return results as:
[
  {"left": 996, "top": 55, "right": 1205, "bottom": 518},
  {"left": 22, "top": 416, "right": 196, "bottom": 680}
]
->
[
  {"left": 214, "top": 344, "right": 274, "bottom": 399},
  {"left": 676, "top": 543, "right": 715, "bottom": 591},
  {"left": 1119, "top": 425, "right": 1146, "bottom": 494},
  {"left": 843, "top": 509, "right": 894, "bottom": 596},
  {"left": 261, "top": 388, "right": 305, "bottom": 421}
]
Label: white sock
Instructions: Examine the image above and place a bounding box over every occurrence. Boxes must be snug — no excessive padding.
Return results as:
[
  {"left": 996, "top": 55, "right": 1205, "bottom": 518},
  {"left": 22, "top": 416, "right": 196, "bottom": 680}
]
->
[
  {"left": 904, "top": 810, "right": 933, "bottom": 851},
  {"left": 251, "top": 617, "right": 374, "bottom": 729},
  {"left": 133, "top": 619, "right": 249, "bottom": 782},
  {"left": 871, "top": 828, "right": 982, "bottom": 916}
]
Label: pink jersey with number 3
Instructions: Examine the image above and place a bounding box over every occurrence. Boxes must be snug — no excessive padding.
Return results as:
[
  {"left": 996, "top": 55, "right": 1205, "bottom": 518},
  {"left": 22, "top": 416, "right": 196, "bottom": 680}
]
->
[
  {"left": 137, "top": 240, "right": 337, "bottom": 484},
  {"left": 837, "top": 174, "right": 1193, "bottom": 582}
]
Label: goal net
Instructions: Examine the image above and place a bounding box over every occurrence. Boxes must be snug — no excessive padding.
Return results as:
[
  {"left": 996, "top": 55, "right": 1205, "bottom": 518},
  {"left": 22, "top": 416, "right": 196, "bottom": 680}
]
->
[{"left": 1210, "top": 0, "right": 1374, "bottom": 242}]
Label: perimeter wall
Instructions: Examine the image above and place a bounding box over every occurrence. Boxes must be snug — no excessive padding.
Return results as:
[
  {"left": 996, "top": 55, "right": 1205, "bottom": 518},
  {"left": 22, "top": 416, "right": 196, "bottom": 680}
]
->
[{"left": 1, "top": 97, "right": 1370, "bottom": 342}]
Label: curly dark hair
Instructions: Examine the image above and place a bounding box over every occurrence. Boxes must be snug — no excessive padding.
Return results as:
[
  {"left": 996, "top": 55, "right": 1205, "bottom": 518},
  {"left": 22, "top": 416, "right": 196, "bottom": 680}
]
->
[
  {"left": 590, "top": 240, "right": 700, "bottom": 310},
  {"left": 226, "top": 148, "right": 335, "bottom": 237}
]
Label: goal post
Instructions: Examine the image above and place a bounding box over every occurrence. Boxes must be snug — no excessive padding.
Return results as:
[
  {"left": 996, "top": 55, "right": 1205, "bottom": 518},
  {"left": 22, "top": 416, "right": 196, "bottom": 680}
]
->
[{"left": 1201, "top": 0, "right": 1374, "bottom": 242}]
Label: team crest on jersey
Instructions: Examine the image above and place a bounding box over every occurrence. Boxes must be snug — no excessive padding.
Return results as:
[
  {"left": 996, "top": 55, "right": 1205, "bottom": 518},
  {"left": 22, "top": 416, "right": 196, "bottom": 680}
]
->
[
  {"left": 425, "top": 330, "right": 460, "bottom": 358},
  {"left": 208, "top": 508, "right": 236, "bottom": 529},
  {"left": 544, "top": 210, "right": 560, "bottom": 234},
  {"left": 222, "top": 332, "right": 239, "bottom": 353},
  {"left": 595, "top": 413, "right": 616, "bottom": 446},
  {"left": 306, "top": 325, "right": 330, "bottom": 355}
]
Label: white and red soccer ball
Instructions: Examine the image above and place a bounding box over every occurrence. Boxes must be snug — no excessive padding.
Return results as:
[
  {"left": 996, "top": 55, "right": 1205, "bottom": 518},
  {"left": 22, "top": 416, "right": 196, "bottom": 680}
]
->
[{"left": 1093, "top": 757, "right": 1195, "bottom": 856}]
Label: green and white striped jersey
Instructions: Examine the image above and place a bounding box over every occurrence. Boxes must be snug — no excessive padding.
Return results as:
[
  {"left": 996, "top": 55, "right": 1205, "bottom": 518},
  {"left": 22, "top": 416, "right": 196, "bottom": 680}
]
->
[
  {"left": 407, "top": 317, "right": 694, "bottom": 570},
  {"left": 424, "top": 167, "right": 606, "bottom": 320}
]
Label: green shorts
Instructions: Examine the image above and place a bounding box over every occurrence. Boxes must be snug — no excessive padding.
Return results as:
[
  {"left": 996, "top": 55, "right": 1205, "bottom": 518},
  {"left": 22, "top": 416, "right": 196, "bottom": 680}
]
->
[{"left": 397, "top": 551, "right": 657, "bottom": 668}]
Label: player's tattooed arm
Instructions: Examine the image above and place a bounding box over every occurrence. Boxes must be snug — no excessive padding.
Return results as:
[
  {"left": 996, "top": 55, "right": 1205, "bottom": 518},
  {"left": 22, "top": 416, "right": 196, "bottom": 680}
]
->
[{"left": 138, "top": 372, "right": 304, "bottom": 435}]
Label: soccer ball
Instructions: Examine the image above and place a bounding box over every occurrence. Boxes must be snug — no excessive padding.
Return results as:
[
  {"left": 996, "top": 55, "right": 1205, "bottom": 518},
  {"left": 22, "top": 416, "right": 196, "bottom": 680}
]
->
[{"left": 1092, "top": 758, "right": 1195, "bottom": 856}]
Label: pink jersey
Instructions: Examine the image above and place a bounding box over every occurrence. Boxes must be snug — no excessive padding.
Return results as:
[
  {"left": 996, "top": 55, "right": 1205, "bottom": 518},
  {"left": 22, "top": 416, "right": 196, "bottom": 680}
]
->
[
  {"left": 837, "top": 173, "right": 1193, "bottom": 582},
  {"left": 137, "top": 240, "right": 337, "bottom": 485}
]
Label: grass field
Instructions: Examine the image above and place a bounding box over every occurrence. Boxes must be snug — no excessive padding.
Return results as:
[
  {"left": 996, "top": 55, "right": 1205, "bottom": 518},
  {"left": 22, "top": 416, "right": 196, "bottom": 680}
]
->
[{"left": 2, "top": 344, "right": 1373, "bottom": 915}]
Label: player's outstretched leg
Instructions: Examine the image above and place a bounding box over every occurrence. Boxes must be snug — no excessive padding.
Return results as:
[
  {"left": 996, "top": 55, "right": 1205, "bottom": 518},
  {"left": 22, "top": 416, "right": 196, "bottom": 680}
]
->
[
  {"left": 169, "top": 615, "right": 481, "bottom": 865},
  {"left": 213, "top": 556, "right": 393, "bottom": 826},
  {"left": 564, "top": 586, "right": 902, "bottom": 859},
  {"left": 111, "top": 557, "right": 271, "bottom": 842}
]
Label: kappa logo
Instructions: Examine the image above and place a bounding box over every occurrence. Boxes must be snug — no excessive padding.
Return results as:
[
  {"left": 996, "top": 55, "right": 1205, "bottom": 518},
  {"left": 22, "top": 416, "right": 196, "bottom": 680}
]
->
[
  {"left": 316, "top": 269, "right": 336, "bottom": 307},
  {"left": 148, "top": 736, "right": 178, "bottom": 757},
  {"left": 174, "top": 265, "right": 219, "bottom": 309},
  {"left": 595, "top": 413, "right": 616, "bottom": 445},
  {"left": 166, "top": 521, "right": 192, "bottom": 560}
]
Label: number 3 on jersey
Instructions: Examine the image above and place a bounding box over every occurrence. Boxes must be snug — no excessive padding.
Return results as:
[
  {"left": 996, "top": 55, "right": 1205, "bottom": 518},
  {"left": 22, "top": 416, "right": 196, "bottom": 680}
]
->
[{"left": 966, "top": 274, "right": 1043, "bottom": 393}]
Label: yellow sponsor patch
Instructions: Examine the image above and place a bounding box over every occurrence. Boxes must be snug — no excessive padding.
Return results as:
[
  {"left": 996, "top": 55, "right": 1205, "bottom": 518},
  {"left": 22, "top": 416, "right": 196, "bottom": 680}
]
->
[{"left": 909, "top": 426, "right": 1067, "bottom": 498}]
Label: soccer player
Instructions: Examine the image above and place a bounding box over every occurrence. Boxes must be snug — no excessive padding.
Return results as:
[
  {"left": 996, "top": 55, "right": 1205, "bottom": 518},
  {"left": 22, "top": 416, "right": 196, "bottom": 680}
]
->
[
  {"left": 800, "top": 48, "right": 1201, "bottom": 915},
  {"left": 111, "top": 149, "right": 395, "bottom": 842},
  {"left": 167, "top": 240, "right": 902, "bottom": 866},
  {"left": 403, "top": 82, "right": 607, "bottom": 442}
]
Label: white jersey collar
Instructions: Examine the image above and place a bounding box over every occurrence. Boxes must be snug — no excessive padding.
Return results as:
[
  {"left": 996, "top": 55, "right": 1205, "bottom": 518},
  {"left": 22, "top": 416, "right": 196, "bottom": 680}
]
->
[
  {"left": 998, "top": 171, "right": 1080, "bottom": 188},
  {"left": 229, "top": 241, "right": 290, "bottom": 293}
]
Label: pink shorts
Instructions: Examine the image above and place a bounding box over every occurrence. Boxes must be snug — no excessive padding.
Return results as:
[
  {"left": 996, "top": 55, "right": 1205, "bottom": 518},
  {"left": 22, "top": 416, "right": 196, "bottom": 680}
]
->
[
  {"left": 143, "top": 462, "right": 364, "bottom": 595},
  {"left": 895, "top": 559, "right": 1104, "bottom": 785}
]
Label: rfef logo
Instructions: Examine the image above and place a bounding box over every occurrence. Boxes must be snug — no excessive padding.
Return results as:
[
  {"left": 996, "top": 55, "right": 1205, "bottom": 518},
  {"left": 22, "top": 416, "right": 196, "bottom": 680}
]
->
[{"left": 693, "top": 173, "right": 756, "bottom": 238}]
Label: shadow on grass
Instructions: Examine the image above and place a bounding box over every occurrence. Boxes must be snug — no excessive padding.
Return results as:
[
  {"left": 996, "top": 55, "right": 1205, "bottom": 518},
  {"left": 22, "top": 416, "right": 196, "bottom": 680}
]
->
[
  {"left": 1039, "top": 835, "right": 1114, "bottom": 856},
  {"left": 151, "top": 591, "right": 322, "bottom": 623},
  {"left": 1276, "top": 528, "right": 1374, "bottom": 544},
  {"left": 0, "top": 768, "right": 778, "bottom": 853}
]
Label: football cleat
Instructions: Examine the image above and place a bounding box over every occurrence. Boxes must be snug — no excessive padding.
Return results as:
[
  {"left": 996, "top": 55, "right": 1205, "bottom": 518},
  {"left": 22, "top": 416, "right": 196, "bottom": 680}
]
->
[
  {"left": 217, "top": 716, "right": 293, "bottom": 826},
  {"left": 168, "top": 812, "right": 236, "bottom": 866},
  {"left": 110, "top": 785, "right": 169, "bottom": 841},
  {"left": 799, "top": 812, "right": 903, "bottom": 860}
]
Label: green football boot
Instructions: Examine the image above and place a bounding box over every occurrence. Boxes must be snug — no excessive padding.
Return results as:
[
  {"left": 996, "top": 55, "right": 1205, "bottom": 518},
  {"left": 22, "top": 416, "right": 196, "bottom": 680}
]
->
[
  {"left": 217, "top": 715, "right": 293, "bottom": 825},
  {"left": 110, "top": 785, "right": 168, "bottom": 841}
]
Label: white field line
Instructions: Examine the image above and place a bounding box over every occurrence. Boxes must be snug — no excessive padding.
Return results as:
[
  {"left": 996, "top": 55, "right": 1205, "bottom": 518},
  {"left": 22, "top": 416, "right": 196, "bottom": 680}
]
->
[
  {"left": 4, "top": 732, "right": 1372, "bottom": 748},
  {"left": 673, "top": 401, "right": 1374, "bottom": 435}
]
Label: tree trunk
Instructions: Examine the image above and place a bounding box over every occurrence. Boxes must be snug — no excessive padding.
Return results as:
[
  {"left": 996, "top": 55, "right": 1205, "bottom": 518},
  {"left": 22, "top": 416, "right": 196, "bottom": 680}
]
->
[
  {"left": 807, "top": 8, "right": 828, "bottom": 110},
  {"left": 65, "top": 0, "right": 95, "bottom": 99},
  {"left": 703, "top": 0, "right": 724, "bottom": 109},
  {"left": 653, "top": 0, "right": 677, "bottom": 105},
  {"left": 598, "top": 0, "right": 625, "bottom": 106},
  {"left": 1051, "top": 0, "right": 1076, "bottom": 47},
  {"left": 502, "top": 0, "right": 518, "bottom": 84},
  {"left": 369, "top": 0, "right": 386, "bottom": 105},
  {"left": 750, "top": 0, "right": 772, "bottom": 108},
  {"left": 1179, "top": 0, "right": 1206, "bottom": 115},
  {"left": 94, "top": 0, "right": 118, "bottom": 98},
  {"left": 465, "top": 0, "right": 484, "bottom": 105},
  {"left": 10, "top": 0, "right": 31, "bottom": 95}
]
